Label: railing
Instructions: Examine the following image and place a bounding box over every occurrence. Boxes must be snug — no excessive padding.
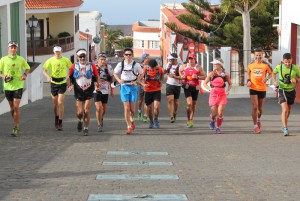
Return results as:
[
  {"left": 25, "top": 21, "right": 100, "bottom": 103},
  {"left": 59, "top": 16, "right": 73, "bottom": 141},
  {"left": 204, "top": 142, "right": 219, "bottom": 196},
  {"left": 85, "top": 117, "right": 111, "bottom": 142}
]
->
[{"left": 27, "top": 36, "right": 74, "bottom": 56}]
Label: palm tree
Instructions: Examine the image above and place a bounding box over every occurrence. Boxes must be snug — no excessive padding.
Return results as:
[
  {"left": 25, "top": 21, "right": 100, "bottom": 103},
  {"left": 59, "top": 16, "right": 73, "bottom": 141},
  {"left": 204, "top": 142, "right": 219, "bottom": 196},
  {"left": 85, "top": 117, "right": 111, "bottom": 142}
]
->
[{"left": 105, "top": 28, "right": 123, "bottom": 55}]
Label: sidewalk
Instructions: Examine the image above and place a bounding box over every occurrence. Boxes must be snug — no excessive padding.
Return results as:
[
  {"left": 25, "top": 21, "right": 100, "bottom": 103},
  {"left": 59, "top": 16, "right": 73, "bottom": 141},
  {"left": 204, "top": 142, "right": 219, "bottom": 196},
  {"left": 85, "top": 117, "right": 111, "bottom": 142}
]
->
[{"left": 1, "top": 84, "right": 300, "bottom": 201}]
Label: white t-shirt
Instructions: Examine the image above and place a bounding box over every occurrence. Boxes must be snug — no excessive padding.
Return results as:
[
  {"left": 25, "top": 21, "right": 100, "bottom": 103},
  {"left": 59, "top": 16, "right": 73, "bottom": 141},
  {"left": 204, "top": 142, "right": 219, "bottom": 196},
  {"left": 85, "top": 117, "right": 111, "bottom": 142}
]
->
[
  {"left": 114, "top": 60, "right": 143, "bottom": 83},
  {"left": 95, "top": 64, "right": 114, "bottom": 94},
  {"left": 165, "top": 62, "right": 182, "bottom": 86}
]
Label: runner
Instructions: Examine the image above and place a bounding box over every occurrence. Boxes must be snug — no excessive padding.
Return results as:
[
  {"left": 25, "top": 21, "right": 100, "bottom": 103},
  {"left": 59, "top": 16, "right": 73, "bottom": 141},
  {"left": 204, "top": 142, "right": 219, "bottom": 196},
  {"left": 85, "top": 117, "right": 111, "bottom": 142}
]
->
[
  {"left": 43, "top": 44, "right": 72, "bottom": 131},
  {"left": 0, "top": 41, "right": 30, "bottom": 136},
  {"left": 94, "top": 53, "right": 114, "bottom": 132},
  {"left": 137, "top": 53, "right": 150, "bottom": 122},
  {"left": 272, "top": 53, "right": 300, "bottom": 136},
  {"left": 67, "top": 49, "right": 100, "bottom": 136},
  {"left": 203, "top": 58, "right": 232, "bottom": 134},
  {"left": 113, "top": 48, "right": 143, "bottom": 134},
  {"left": 247, "top": 48, "right": 272, "bottom": 134},
  {"left": 179, "top": 53, "right": 206, "bottom": 128},
  {"left": 138, "top": 59, "right": 164, "bottom": 128},
  {"left": 165, "top": 53, "right": 182, "bottom": 123}
]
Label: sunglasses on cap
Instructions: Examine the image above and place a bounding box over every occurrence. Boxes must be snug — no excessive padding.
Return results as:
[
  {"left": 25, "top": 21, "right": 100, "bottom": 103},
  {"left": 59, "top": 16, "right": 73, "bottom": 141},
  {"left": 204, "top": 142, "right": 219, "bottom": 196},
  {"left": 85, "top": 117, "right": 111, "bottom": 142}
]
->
[
  {"left": 98, "top": 53, "right": 107, "bottom": 58},
  {"left": 78, "top": 54, "right": 86, "bottom": 58}
]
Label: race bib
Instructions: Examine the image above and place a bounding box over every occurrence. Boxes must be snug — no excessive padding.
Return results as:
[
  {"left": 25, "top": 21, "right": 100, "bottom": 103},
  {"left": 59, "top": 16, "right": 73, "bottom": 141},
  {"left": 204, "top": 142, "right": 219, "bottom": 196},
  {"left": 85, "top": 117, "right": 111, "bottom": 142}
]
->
[{"left": 76, "top": 77, "right": 92, "bottom": 91}]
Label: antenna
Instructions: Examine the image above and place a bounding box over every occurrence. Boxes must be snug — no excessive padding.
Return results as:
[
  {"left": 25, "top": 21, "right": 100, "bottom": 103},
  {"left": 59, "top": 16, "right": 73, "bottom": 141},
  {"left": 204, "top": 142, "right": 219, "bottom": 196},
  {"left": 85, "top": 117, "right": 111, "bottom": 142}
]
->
[{"left": 173, "top": 0, "right": 176, "bottom": 9}]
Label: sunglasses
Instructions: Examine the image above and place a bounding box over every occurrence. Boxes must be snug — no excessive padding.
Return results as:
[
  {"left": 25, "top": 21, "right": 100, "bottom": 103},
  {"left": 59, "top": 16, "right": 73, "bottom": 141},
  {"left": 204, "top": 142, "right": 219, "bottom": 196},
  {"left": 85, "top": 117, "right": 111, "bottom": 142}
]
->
[
  {"left": 124, "top": 54, "right": 132, "bottom": 56},
  {"left": 78, "top": 55, "right": 86, "bottom": 58}
]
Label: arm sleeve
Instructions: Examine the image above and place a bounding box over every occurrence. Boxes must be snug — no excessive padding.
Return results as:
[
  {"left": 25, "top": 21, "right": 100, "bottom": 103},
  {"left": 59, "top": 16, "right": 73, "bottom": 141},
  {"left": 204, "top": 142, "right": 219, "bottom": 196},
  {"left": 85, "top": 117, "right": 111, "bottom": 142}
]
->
[
  {"left": 91, "top": 63, "right": 99, "bottom": 76},
  {"left": 69, "top": 64, "right": 75, "bottom": 77}
]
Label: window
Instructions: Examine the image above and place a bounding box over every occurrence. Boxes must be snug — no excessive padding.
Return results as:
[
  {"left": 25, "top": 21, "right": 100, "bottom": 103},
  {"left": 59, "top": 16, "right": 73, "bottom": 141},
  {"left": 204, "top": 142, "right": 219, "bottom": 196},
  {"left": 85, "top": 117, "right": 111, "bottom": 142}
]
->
[
  {"left": 149, "top": 40, "right": 159, "bottom": 49},
  {"left": 137, "top": 40, "right": 144, "bottom": 48}
]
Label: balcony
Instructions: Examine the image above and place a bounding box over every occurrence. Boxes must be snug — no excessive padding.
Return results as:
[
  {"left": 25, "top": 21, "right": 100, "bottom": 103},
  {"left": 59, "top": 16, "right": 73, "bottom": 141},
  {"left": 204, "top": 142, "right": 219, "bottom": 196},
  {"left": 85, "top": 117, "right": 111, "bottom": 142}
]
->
[{"left": 27, "top": 36, "right": 74, "bottom": 56}]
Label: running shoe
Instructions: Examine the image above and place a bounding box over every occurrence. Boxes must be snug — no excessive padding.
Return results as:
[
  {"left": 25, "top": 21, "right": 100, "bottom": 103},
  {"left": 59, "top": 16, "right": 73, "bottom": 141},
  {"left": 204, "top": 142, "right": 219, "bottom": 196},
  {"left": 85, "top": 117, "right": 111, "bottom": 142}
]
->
[
  {"left": 83, "top": 128, "right": 89, "bottom": 136},
  {"left": 126, "top": 127, "right": 132, "bottom": 135},
  {"left": 216, "top": 127, "right": 221, "bottom": 134},
  {"left": 55, "top": 117, "right": 59, "bottom": 129},
  {"left": 209, "top": 121, "right": 215, "bottom": 130},
  {"left": 187, "top": 121, "right": 193, "bottom": 128},
  {"left": 170, "top": 117, "right": 175, "bottom": 123},
  {"left": 97, "top": 125, "right": 103, "bottom": 132},
  {"left": 131, "top": 122, "right": 135, "bottom": 130},
  {"left": 11, "top": 127, "right": 20, "bottom": 137},
  {"left": 142, "top": 115, "right": 148, "bottom": 122},
  {"left": 149, "top": 121, "right": 154, "bottom": 129},
  {"left": 173, "top": 112, "right": 177, "bottom": 120},
  {"left": 154, "top": 119, "right": 160, "bottom": 128},
  {"left": 57, "top": 124, "right": 63, "bottom": 131},
  {"left": 257, "top": 121, "right": 261, "bottom": 129},
  {"left": 253, "top": 126, "right": 261, "bottom": 134},
  {"left": 138, "top": 112, "right": 142, "bottom": 120},
  {"left": 282, "top": 127, "right": 289, "bottom": 136},
  {"left": 77, "top": 121, "right": 83, "bottom": 132}
]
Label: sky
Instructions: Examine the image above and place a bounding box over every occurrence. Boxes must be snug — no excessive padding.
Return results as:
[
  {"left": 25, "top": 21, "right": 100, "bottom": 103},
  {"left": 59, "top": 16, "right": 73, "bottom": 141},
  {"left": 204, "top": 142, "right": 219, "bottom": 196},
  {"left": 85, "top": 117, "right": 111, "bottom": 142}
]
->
[{"left": 80, "top": 0, "right": 221, "bottom": 25}]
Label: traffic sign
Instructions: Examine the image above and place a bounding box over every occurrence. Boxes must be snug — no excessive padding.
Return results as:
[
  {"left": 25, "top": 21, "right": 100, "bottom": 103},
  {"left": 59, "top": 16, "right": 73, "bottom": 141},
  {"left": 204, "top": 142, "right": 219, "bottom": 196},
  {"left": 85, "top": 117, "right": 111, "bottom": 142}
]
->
[{"left": 103, "top": 34, "right": 107, "bottom": 39}]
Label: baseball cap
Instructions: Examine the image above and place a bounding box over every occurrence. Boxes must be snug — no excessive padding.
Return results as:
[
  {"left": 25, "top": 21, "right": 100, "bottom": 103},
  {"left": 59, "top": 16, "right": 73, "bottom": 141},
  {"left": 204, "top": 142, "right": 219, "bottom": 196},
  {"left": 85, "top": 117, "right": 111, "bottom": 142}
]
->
[
  {"left": 188, "top": 53, "right": 196, "bottom": 59},
  {"left": 167, "top": 53, "right": 178, "bottom": 60},
  {"left": 142, "top": 53, "right": 149, "bottom": 61},
  {"left": 53, "top": 45, "right": 62, "bottom": 52},
  {"left": 8, "top": 41, "right": 18, "bottom": 47},
  {"left": 77, "top": 49, "right": 87, "bottom": 56},
  {"left": 211, "top": 58, "right": 224, "bottom": 66}
]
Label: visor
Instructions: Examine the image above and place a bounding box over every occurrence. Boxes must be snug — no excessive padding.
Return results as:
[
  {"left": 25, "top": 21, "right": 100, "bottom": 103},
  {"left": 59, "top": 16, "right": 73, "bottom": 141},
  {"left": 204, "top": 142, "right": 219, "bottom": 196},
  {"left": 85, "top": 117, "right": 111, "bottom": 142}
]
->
[
  {"left": 211, "top": 60, "right": 224, "bottom": 66},
  {"left": 53, "top": 46, "right": 62, "bottom": 52},
  {"left": 77, "top": 50, "right": 87, "bottom": 56},
  {"left": 8, "top": 41, "right": 18, "bottom": 47}
]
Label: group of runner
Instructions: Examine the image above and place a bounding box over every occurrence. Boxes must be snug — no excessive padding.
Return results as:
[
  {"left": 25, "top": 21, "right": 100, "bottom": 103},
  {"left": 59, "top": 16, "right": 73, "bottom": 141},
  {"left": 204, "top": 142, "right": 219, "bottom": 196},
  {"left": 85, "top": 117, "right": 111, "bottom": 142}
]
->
[{"left": 1, "top": 43, "right": 300, "bottom": 137}]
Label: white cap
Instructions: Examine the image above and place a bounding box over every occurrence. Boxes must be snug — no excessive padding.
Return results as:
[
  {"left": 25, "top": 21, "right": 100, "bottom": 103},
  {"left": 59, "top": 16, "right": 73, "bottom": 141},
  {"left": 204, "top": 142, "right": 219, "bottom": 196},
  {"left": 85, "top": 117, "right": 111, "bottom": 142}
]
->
[
  {"left": 77, "top": 50, "right": 87, "bottom": 56},
  {"left": 211, "top": 59, "right": 224, "bottom": 66},
  {"left": 53, "top": 46, "right": 62, "bottom": 52}
]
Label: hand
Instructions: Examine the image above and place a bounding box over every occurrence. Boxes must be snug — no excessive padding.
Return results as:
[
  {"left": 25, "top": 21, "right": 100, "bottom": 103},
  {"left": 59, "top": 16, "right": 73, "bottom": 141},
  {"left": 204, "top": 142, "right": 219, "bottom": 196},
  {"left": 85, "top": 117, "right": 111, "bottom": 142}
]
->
[
  {"left": 291, "top": 78, "right": 297, "bottom": 84},
  {"left": 263, "top": 78, "right": 269, "bottom": 83},
  {"left": 47, "top": 77, "right": 52, "bottom": 82},
  {"left": 192, "top": 74, "right": 197, "bottom": 79},
  {"left": 225, "top": 90, "right": 230, "bottom": 95},
  {"left": 20, "top": 74, "right": 27, "bottom": 80},
  {"left": 111, "top": 90, "right": 115, "bottom": 97},
  {"left": 4, "top": 76, "right": 13, "bottom": 83},
  {"left": 274, "top": 81, "right": 279, "bottom": 87},
  {"left": 67, "top": 85, "right": 73, "bottom": 92},
  {"left": 119, "top": 80, "right": 125, "bottom": 84},
  {"left": 143, "top": 83, "right": 149, "bottom": 88},
  {"left": 247, "top": 80, "right": 251, "bottom": 87}
]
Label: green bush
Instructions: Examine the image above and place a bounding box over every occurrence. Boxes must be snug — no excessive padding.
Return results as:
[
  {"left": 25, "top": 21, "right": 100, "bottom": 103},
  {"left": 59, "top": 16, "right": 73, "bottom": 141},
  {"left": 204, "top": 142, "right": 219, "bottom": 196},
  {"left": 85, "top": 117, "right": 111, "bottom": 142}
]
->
[{"left": 57, "top": 32, "right": 71, "bottom": 38}]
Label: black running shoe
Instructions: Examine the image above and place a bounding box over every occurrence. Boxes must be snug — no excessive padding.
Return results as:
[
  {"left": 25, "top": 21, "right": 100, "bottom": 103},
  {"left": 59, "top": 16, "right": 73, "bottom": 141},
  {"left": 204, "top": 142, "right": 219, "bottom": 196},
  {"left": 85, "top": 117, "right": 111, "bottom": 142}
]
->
[{"left": 77, "top": 121, "right": 83, "bottom": 132}]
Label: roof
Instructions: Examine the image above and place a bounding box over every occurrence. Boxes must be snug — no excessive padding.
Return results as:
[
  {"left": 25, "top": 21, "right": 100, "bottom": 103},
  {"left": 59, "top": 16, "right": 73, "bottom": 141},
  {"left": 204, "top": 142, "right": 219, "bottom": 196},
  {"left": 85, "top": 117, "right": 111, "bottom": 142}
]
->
[
  {"left": 132, "top": 21, "right": 160, "bottom": 32},
  {"left": 26, "top": 0, "right": 83, "bottom": 9},
  {"left": 79, "top": 31, "right": 92, "bottom": 40}
]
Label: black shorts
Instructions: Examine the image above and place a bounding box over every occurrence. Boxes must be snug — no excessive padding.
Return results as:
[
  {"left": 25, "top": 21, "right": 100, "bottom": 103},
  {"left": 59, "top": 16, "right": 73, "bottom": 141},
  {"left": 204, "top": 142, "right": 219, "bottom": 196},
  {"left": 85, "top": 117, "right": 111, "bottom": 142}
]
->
[
  {"left": 74, "top": 87, "right": 94, "bottom": 102},
  {"left": 278, "top": 89, "right": 296, "bottom": 105},
  {"left": 166, "top": 84, "right": 181, "bottom": 99},
  {"left": 51, "top": 82, "right": 67, "bottom": 97},
  {"left": 249, "top": 89, "right": 266, "bottom": 99},
  {"left": 145, "top": 90, "right": 161, "bottom": 105},
  {"left": 94, "top": 93, "right": 109, "bottom": 104},
  {"left": 5, "top": 89, "right": 23, "bottom": 101},
  {"left": 138, "top": 85, "right": 145, "bottom": 98},
  {"left": 184, "top": 86, "right": 199, "bottom": 101}
]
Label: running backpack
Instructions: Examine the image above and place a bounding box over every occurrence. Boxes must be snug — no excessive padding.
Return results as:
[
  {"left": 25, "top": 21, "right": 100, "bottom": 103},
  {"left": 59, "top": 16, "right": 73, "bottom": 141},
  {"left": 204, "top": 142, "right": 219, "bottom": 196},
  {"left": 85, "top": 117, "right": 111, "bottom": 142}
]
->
[
  {"left": 73, "top": 62, "right": 93, "bottom": 79},
  {"left": 120, "top": 60, "right": 138, "bottom": 77}
]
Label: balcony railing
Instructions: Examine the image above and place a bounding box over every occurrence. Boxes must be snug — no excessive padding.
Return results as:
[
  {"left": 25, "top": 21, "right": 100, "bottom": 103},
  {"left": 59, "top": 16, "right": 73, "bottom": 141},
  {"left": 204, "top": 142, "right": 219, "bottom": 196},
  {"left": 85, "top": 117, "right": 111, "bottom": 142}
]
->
[{"left": 27, "top": 36, "right": 74, "bottom": 56}]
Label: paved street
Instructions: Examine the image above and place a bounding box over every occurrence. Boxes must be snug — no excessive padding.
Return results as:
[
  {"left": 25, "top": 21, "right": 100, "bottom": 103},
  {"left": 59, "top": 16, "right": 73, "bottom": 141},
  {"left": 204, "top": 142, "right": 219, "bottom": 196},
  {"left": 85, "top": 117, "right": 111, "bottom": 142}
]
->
[{"left": 1, "top": 85, "right": 300, "bottom": 201}]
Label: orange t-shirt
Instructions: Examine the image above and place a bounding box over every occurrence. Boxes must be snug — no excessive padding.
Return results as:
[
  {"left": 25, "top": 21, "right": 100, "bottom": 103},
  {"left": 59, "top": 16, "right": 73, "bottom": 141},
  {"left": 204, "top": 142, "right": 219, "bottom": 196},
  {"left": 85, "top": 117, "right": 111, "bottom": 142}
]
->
[
  {"left": 247, "top": 61, "right": 272, "bottom": 91},
  {"left": 143, "top": 66, "right": 164, "bottom": 92}
]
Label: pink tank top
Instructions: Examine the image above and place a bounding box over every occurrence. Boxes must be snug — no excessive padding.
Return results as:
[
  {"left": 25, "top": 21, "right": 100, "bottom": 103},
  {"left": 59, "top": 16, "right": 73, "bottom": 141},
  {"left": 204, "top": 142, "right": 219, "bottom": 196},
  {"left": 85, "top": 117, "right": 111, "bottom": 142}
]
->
[{"left": 183, "top": 64, "right": 200, "bottom": 87}]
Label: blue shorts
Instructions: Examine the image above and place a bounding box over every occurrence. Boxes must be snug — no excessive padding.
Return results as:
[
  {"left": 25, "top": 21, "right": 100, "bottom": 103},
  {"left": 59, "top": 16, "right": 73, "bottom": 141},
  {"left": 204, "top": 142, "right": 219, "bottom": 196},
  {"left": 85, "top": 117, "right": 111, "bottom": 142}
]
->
[{"left": 120, "top": 85, "right": 138, "bottom": 102}]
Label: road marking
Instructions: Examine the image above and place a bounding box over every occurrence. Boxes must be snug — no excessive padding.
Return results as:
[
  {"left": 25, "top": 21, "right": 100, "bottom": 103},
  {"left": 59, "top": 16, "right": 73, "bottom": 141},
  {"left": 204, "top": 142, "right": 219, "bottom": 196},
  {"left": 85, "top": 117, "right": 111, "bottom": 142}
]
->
[
  {"left": 87, "top": 194, "right": 188, "bottom": 200},
  {"left": 102, "top": 161, "right": 173, "bottom": 166},
  {"left": 107, "top": 151, "right": 169, "bottom": 156},
  {"left": 96, "top": 174, "right": 179, "bottom": 180}
]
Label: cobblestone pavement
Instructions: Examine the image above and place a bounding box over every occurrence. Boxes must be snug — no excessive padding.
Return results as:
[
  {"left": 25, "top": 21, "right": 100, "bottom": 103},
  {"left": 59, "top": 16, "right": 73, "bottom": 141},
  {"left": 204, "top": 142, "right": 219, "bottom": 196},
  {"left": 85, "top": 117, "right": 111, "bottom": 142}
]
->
[{"left": 1, "top": 86, "right": 300, "bottom": 201}]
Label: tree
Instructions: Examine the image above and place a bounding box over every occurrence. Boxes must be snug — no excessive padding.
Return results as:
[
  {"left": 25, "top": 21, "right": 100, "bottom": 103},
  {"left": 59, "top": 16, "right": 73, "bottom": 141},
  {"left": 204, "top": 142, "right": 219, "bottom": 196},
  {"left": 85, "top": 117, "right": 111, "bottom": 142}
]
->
[
  {"left": 105, "top": 28, "right": 123, "bottom": 55},
  {"left": 116, "top": 37, "right": 133, "bottom": 50}
]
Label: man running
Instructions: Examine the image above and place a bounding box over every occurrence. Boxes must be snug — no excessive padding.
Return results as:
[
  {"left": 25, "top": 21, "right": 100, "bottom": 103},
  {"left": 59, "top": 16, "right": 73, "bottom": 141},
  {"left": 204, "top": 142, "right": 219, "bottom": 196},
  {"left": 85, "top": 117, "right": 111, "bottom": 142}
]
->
[
  {"left": 94, "top": 53, "right": 114, "bottom": 132},
  {"left": 137, "top": 53, "right": 150, "bottom": 122},
  {"left": 179, "top": 53, "right": 206, "bottom": 128},
  {"left": 43, "top": 45, "right": 72, "bottom": 131},
  {"left": 247, "top": 48, "right": 272, "bottom": 134},
  {"left": 113, "top": 48, "right": 143, "bottom": 135},
  {"left": 68, "top": 49, "right": 100, "bottom": 136},
  {"left": 0, "top": 41, "right": 30, "bottom": 136},
  {"left": 138, "top": 59, "right": 164, "bottom": 128},
  {"left": 272, "top": 53, "right": 300, "bottom": 136},
  {"left": 165, "top": 53, "right": 182, "bottom": 123}
]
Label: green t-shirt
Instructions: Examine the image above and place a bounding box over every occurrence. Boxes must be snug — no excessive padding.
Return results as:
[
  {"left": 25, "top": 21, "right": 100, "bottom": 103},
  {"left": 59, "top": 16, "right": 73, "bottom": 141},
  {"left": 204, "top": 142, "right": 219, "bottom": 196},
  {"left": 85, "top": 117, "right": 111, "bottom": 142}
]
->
[
  {"left": 0, "top": 55, "right": 30, "bottom": 91},
  {"left": 273, "top": 64, "right": 300, "bottom": 91},
  {"left": 43, "top": 56, "right": 72, "bottom": 84}
]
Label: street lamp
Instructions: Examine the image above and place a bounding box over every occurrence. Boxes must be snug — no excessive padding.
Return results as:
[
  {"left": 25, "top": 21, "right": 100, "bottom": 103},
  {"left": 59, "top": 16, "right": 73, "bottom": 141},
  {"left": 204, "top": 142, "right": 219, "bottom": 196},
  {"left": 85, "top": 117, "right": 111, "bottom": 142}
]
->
[
  {"left": 85, "top": 28, "right": 89, "bottom": 62},
  {"left": 28, "top": 15, "right": 39, "bottom": 62}
]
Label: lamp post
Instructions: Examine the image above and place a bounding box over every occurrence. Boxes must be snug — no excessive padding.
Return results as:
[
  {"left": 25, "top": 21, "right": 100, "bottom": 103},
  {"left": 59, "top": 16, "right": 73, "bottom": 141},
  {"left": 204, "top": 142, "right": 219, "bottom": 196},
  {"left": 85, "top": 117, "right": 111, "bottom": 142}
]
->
[
  {"left": 28, "top": 15, "right": 39, "bottom": 62},
  {"left": 85, "top": 28, "right": 89, "bottom": 62}
]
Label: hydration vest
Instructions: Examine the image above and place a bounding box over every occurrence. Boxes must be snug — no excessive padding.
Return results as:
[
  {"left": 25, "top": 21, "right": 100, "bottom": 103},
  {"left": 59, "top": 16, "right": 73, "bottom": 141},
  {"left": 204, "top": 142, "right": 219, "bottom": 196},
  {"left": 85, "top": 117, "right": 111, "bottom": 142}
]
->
[
  {"left": 120, "top": 60, "right": 138, "bottom": 82},
  {"left": 166, "top": 63, "right": 180, "bottom": 76},
  {"left": 73, "top": 62, "right": 93, "bottom": 79},
  {"left": 145, "top": 67, "right": 161, "bottom": 81},
  {"left": 98, "top": 64, "right": 112, "bottom": 82},
  {"left": 210, "top": 70, "right": 227, "bottom": 88}
]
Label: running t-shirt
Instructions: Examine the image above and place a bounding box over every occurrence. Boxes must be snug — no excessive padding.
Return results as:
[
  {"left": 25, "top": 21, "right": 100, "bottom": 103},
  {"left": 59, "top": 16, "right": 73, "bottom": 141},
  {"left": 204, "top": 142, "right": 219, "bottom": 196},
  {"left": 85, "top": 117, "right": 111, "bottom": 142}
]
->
[
  {"left": 143, "top": 66, "right": 164, "bottom": 92},
  {"left": 114, "top": 60, "right": 143, "bottom": 83},
  {"left": 0, "top": 55, "right": 30, "bottom": 90},
  {"left": 43, "top": 56, "right": 72, "bottom": 84},
  {"left": 165, "top": 62, "right": 181, "bottom": 86},
  {"left": 273, "top": 64, "right": 300, "bottom": 92},
  {"left": 95, "top": 64, "right": 114, "bottom": 94},
  {"left": 247, "top": 61, "right": 272, "bottom": 91},
  {"left": 183, "top": 64, "right": 200, "bottom": 87},
  {"left": 69, "top": 62, "right": 99, "bottom": 91}
]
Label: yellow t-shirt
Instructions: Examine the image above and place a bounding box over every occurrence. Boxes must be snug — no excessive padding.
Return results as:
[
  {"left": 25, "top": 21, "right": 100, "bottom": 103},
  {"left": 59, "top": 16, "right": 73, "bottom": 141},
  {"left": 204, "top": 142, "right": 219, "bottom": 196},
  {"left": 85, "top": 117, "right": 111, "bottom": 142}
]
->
[{"left": 43, "top": 56, "right": 72, "bottom": 84}]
